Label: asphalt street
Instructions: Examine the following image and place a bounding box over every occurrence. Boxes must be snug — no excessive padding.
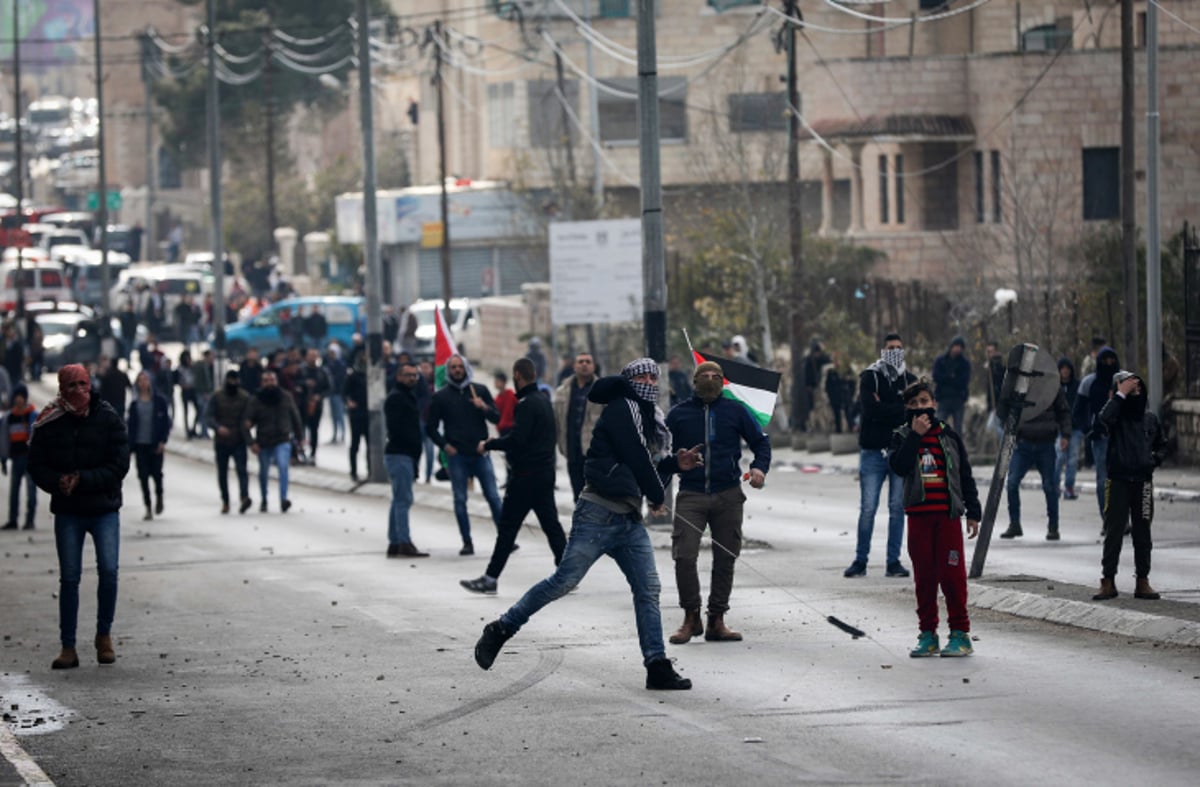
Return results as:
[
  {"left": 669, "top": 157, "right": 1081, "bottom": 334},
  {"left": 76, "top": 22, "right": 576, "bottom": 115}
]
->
[{"left": 2, "top": 378, "right": 1199, "bottom": 786}]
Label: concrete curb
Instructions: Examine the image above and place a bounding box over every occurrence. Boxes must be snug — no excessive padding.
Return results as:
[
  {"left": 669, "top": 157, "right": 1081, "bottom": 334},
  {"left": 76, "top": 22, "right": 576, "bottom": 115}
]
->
[{"left": 968, "top": 584, "right": 1200, "bottom": 648}]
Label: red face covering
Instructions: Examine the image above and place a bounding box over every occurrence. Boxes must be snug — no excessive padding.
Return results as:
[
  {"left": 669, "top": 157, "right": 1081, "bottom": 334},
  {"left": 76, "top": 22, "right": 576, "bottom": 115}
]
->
[{"left": 58, "top": 364, "right": 92, "bottom": 414}]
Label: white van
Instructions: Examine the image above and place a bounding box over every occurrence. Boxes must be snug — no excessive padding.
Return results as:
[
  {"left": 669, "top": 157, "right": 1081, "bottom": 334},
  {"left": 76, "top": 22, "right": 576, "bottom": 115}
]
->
[
  {"left": 408, "top": 298, "right": 480, "bottom": 362},
  {"left": 0, "top": 261, "right": 72, "bottom": 313}
]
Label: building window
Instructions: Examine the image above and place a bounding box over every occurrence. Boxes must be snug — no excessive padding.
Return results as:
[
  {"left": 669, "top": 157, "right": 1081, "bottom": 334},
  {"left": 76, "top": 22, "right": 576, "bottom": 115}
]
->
[
  {"left": 158, "top": 146, "right": 181, "bottom": 190},
  {"left": 990, "top": 150, "right": 1002, "bottom": 223},
  {"left": 974, "top": 151, "right": 984, "bottom": 223},
  {"left": 1022, "top": 22, "right": 1073, "bottom": 52},
  {"left": 1082, "top": 147, "right": 1120, "bottom": 221},
  {"left": 919, "top": 0, "right": 947, "bottom": 10},
  {"left": 895, "top": 154, "right": 905, "bottom": 225},
  {"left": 728, "top": 92, "right": 787, "bottom": 133},
  {"left": 923, "top": 143, "right": 959, "bottom": 230},
  {"left": 598, "top": 76, "right": 687, "bottom": 144},
  {"left": 526, "top": 79, "right": 579, "bottom": 149},
  {"left": 708, "top": 0, "right": 762, "bottom": 11},
  {"left": 487, "top": 82, "right": 516, "bottom": 148},
  {"left": 598, "top": 0, "right": 633, "bottom": 17},
  {"left": 878, "top": 154, "right": 889, "bottom": 224}
]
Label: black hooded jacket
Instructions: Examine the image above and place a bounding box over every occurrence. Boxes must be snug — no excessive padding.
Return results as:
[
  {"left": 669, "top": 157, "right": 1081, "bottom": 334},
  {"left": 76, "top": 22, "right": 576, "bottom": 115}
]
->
[
  {"left": 484, "top": 382, "right": 557, "bottom": 474},
  {"left": 581, "top": 376, "right": 667, "bottom": 507},
  {"left": 1074, "top": 347, "right": 1119, "bottom": 437},
  {"left": 1099, "top": 375, "right": 1165, "bottom": 481}
]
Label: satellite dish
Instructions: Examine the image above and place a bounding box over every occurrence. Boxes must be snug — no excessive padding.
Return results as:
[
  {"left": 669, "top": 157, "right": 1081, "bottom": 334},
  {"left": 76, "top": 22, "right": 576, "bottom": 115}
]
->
[{"left": 997, "top": 344, "right": 1060, "bottom": 426}]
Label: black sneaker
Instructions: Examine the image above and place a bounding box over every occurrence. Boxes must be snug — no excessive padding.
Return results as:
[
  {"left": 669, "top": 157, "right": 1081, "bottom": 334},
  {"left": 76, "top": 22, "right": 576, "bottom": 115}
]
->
[
  {"left": 1, "top": 521, "right": 16, "bottom": 531},
  {"left": 999, "top": 523, "right": 1023, "bottom": 539},
  {"left": 239, "top": 497, "right": 253, "bottom": 514},
  {"left": 281, "top": 499, "right": 292, "bottom": 513},
  {"left": 1046, "top": 530, "right": 1061, "bottom": 541},
  {"left": 475, "top": 620, "right": 513, "bottom": 670},
  {"left": 885, "top": 562, "right": 910, "bottom": 578},
  {"left": 843, "top": 560, "right": 867, "bottom": 578},
  {"left": 260, "top": 500, "right": 268, "bottom": 513},
  {"left": 386, "top": 544, "right": 402, "bottom": 557},
  {"left": 645, "top": 658, "right": 692, "bottom": 690},
  {"left": 459, "top": 542, "right": 475, "bottom": 556},
  {"left": 461, "top": 576, "right": 498, "bottom": 595}
]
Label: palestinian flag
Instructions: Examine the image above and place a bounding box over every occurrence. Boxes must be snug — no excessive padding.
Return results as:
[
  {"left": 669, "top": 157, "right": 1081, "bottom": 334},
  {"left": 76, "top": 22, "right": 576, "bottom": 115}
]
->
[
  {"left": 433, "top": 306, "right": 456, "bottom": 389},
  {"left": 691, "top": 349, "right": 780, "bottom": 428}
]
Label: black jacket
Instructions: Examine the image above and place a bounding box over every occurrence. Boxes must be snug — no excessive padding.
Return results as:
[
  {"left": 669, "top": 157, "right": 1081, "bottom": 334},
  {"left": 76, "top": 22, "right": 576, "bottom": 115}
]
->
[
  {"left": 485, "top": 383, "right": 557, "bottom": 475},
  {"left": 663, "top": 394, "right": 770, "bottom": 494},
  {"left": 205, "top": 387, "right": 251, "bottom": 446},
  {"left": 126, "top": 393, "right": 172, "bottom": 446},
  {"left": 425, "top": 381, "right": 498, "bottom": 456},
  {"left": 1099, "top": 393, "right": 1165, "bottom": 482},
  {"left": 999, "top": 387, "right": 1070, "bottom": 444},
  {"left": 858, "top": 363, "right": 917, "bottom": 450},
  {"left": 29, "top": 401, "right": 131, "bottom": 516},
  {"left": 582, "top": 376, "right": 667, "bottom": 507},
  {"left": 384, "top": 383, "right": 423, "bottom": 459},
  {"left": 344, "top": 369, "right": 368, "bottom": 425}
]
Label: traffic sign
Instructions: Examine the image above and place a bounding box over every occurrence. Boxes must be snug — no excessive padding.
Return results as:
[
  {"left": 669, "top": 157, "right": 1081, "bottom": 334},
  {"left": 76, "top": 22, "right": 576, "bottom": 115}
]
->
[{"left": 86, "top": 191, "right": 122, "bottom": 211}]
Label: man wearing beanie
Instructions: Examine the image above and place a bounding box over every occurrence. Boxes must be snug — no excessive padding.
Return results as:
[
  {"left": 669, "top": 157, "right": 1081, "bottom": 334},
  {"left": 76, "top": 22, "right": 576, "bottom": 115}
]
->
[
  {"left": 932, "top": 336, "right": 971, "bottom": 433},
  {"left": 663, "top": 360, "right": 771, "bottom": 644},
  {"left": 474, "top": 358, "right": 702, "bottom": 691}
]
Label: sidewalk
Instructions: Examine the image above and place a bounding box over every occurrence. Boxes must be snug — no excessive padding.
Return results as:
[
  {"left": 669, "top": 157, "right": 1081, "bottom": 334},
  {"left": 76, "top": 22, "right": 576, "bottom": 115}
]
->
[{"left": 27, "top": 378, "right": 1200, "bottom": 648}]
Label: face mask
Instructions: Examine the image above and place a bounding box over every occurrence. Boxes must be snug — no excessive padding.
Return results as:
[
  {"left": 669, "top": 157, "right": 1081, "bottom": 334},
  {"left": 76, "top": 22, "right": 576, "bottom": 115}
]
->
[
  {"left": 629, "top": 380, "right": 659, "bottom": 403},
  {"left": 64, "top": 386, "right": 91, "bottom": 414},
  {"left": 882, "top": 348, "right": 905, "bottom": 372},
  {"left": 225, "top": 382, "right": 240, "bottom": 396},
  {"left": 695, "top": 378, "right": 723, "bottom": 403},
  {"left": 909, "top": 407, "right": 937, "bottom": 426}
]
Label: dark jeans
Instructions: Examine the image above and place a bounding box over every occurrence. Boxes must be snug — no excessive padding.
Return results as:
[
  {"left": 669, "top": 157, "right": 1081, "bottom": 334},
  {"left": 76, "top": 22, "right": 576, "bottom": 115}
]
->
[
  {"left": 567, "top": 456, "right": 585, "bottom": 501},
  {"left": 54, "top": 511, "right": 120, "bottom": 648},
  {"left": 1006, "top": 440, "right": 1059, "bottom": 530},
  {"left": 936, "top": 399, "right": 965, "bottom": 434},
  {"left": 485, "top": 468, "right": 566, "bottom": 580},
  {"left": 305, "top": 413, "right": 321, "bottom": 461},
  {"left": 349, "top": 416, "right": 368, "bottom": 477},
  {"left": 7, "top": 452, "right": 36, "bottom": 526},
  {"left": 670, "top": 486, "right": 745, "bottom": 615},
  {"left": 1102, "top": 478, "right": 1154, "bottom": 578},
  {"left": 215, "top": 442, "right": 250, "bottom": 504},
  {"left": 180, "top": 387, "right": 199, "bottom": 435},
  {"left": 134, "top": 443, "right": 164, "bottom": 509}
]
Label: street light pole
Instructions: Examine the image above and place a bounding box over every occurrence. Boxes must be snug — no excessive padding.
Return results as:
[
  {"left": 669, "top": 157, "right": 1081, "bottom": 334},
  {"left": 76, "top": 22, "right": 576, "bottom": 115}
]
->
[
  {"left": 13, "top": 0, "right": 24, "bottom": 319},
  {"left": 93, "top": 0, "right": 111, "bottom": 318},
  {"left": 1145, "top": 0, "right": 1163, "bottom": 413},
  {"left": 636, "top": 0, "right": 666, "bottom": 363},
  {"left": 206, "top": 0, "right": 226, "bottom": 374},
  {"left": 358, "top": 0, "right": 387, "bottom": 483}
]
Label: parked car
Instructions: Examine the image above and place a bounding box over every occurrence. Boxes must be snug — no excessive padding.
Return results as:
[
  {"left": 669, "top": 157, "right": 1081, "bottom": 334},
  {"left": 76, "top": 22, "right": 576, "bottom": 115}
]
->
[
  {"left": 26, "top": 300, "right": 140, "bottom": 368},
  {"left": 0, "top": 261, "right": 72, "bottom": 312},
  {"left": 37, "top": 311, "right": 91, "bottom": 371},
  {"left": 39, "top": 228, "right": 91, "bottom": 254},
  {"left": 219, "top": 295, "right": 366, "bottom": 360},
  {"left": 110, "top": 264, "right": 210, "bottom": 340},
  {"left": 408, "top": 298, "right": 480, "bottom": 362},
  {"left": 57, "top": 249, "right": 132, "bottom": 307}
]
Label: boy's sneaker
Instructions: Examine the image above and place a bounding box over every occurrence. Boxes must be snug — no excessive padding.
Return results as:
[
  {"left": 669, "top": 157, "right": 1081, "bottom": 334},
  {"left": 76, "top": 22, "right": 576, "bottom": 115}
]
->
[
  {"left": 940, "top": 630, "right": 973, "bottom": 657},
  {"left": 460, "top": 576, "right": 498, "bottom": 595},
  {"left": 474, "top": 620, "right": 514, "bottom": 670},
  {"left": 885, "top": 561, "right": 910, "bottom": 578},
  {"left": 843, "top": 560, "right": 867, "bottom": 578},
  {"left": 910, "top": 631, "right": 940, "bottom": 658}
]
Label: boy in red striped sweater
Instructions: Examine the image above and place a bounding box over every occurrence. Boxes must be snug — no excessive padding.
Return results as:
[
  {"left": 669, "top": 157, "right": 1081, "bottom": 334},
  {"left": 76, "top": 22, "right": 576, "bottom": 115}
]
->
[{"left": 889, "top": 380, "right": 981, "bottom": 657}]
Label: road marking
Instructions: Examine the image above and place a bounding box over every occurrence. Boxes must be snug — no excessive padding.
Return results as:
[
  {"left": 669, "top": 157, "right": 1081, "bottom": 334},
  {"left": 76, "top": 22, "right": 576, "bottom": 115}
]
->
[{"left": 0, "top": 723, "right": 56, "bottom": 786}]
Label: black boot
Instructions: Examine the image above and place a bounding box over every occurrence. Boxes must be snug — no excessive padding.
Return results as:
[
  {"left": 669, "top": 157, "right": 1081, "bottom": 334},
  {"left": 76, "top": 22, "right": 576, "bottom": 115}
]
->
[
  {"left": 646, "top": 658, "right": 692, "bottom": 690},
  {"left": 999, "top": 523, "right": 1023, "bottom": 539},
  {"left": 474, "top": 620, "right": 514, "bottom": 670}
]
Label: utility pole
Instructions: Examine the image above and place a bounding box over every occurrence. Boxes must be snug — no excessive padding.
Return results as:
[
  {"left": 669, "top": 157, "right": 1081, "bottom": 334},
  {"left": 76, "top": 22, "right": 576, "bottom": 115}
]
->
[
  {"left": 13, "top": 0, "right": 24, "bottom": 319},
  {"left": 1120, "top": 0, "right": 1139, "bottom": 371},
  {"left": 1146, "top": 0, "right": 1162, "bottom": 412},
  {"left": 263, "top": 24, "right": 278, "bottom": 249},
  {"left": 141, "top": 30, "right": 156, "bottom": 262},
  {"left": 433, "top": 20, "right": 453, "bottom": 320},
  {"left": 783, "top": 1, "right": 804, "bottom": 435},
  {"left": 358, "top": 0, "right": 387, "bottom": 483},
  {"left": 554, "top": 51, "right": 577, "bottom": 193},
  {"left": 582, "top": 0, "right": 603, "bottom": 207},
  {"left": 636, "top": 0, "right": 666, "bottom": 362},
  {"left": 206, "top": 0, "right": 227, "bottom": 375},
  {"left": 93, "top": 0, "right": 111, "bottom": 317}
]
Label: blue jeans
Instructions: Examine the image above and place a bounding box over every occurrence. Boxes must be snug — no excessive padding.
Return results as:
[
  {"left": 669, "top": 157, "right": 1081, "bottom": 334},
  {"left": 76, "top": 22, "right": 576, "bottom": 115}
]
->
[
  {"left": 420, "top": 422, "right": 436, "bottom": 482},
  {"left": 8, "top": 453, "right": 36, "bottom": 525},
  {"left": 1007, "top": 440, "right": 1059, "bottom": 529},
  {"left": 855, "top": 449, "right": 905, "bottom": 565},
  {"left": 500, "top": 499, "right": 666, "bottom": 665},
  {"left": 1091, "top": 436, "right": 1109, "bottom": 518},
  {"left": 385, "top": 454, "right": 415, "bottom": 545},
  {"left": 54, "top": 511, "right": 120, "bottom": 648},
  {"left": 258, "top": 442, "right": 292, "bottom": 503},
  {"left": 448, "top": 453, "right": 503, "bottom": 544},
  {"left": 328, "top": 394, "right": 346, "bottom": 442},
  {"left": 1055, "top": 429, "right": 1084, "bottom": 491}
]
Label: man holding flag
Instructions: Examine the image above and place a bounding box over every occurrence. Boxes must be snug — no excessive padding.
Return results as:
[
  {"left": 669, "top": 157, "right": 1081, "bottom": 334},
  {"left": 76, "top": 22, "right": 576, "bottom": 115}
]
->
[{"left": 666, "top": 353, "right": 773, "bottom": 644}]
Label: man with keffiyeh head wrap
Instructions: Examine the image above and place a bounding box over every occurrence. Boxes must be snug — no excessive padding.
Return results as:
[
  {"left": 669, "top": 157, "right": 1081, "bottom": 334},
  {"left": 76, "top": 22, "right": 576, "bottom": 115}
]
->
[
  {"left": 28, "top": 365, "right": 131, "bottom": 670},
  {"left": 473, "top": 358, "right": 703, "bottom": 691}
]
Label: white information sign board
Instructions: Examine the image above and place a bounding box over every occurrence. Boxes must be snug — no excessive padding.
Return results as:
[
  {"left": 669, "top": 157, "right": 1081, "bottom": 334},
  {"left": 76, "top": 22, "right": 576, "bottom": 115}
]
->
[{"left": 550, "top": 219, "right": 643, "bottom": 326}]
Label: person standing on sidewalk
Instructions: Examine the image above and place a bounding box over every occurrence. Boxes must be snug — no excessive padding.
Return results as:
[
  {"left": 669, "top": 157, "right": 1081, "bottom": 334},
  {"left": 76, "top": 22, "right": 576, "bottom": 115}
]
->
[
  {"left": 243, "top": 370, "right": 304, "bottom": 513},
  {"left": 553, "top": 352, "right": 603, "bottom": 500},
  {"left": 1, "top": 384, "right": 39, "bottom": 530},
  {"left": 204, "top": 370, "right": 253, "bottom": 515},
  {"left": 344, "top": 356, "right": 369, "bottom": 482},
  {"left": 1074, "top": 346, "right": 1120, "bottom": 519},
  {"left": 425, "top": 354, "right": 503, "bottom": 555},
  {"left": 29, "top": 364, "right": 130, "bottom": 669},
  {"left": 460, "top": 358, "right": 567, "bottom": 595},
  {"left": 888, "top": 379, "right": 981, "bottom": 658},
  {"left": 384, "top": 361, "right": 429, "bottom": 558},
  {"left": 664, "top": 360, "right": 771, "bottom": 645},
  {"left": 931, "top": 336, "right": 971, "bottom": 434},
  {"left": 998, "top": 376, "right": 1070, "bottom": 541},
  {"left": 1055, "top": 358, "right": 1084, "bottom": 500},
  {"left": 473, "top": 358, "right": 701, "bottom": 691},
  {"left": 1092, "top": 372, "right": 1166, "bottom": 602},
  {"left": 127, "top": 371, "right": 171, "bottom": 522},
  {"left": 845, "top": 333, "right": 916, "bottom": 578}
]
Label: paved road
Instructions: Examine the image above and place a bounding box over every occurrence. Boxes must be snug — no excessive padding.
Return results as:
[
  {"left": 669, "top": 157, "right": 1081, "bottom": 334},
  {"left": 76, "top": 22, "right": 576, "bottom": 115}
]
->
[{"left": 3, "top": 414, "right": 1199, "bottom": 785}]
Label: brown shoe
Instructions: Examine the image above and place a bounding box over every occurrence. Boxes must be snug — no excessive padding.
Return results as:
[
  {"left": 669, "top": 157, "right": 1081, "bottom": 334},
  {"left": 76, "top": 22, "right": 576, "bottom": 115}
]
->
[
  {"left": 397, "top": 542, "right": 430, "bottom": 558},
  {"left": 668, "top": 608, "right": 704, "bottom": 645},
  {"left": 1092, "top": 576, "right": 1118, "bottom": 601},
  {"left": 704, "top": 614, "right": 743, "bottom": 642},
  {"left": 95, "top": 634, "right": 116, "bottom": 664},
  {"left": 51, "top": 647, "right": 79, "bottom": 670},
  {"left": 1134, "top": 577, "right": 1161, "bottom": 600}
]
